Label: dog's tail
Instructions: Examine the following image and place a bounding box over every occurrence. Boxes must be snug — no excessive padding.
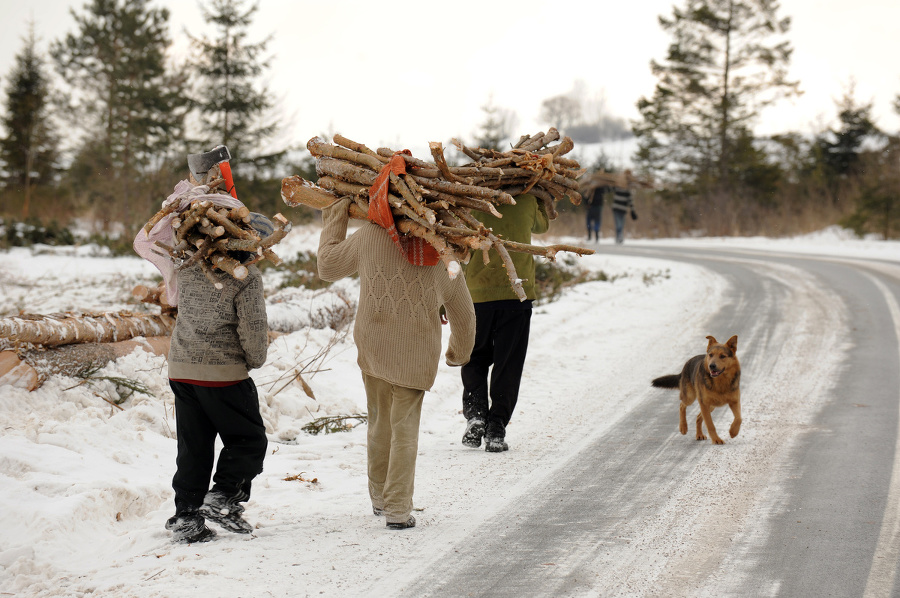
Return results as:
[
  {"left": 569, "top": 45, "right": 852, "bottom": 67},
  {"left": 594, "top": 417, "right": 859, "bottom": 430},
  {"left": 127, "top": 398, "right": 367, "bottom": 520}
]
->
[{"left": 651, "top": 375, "right": 680, "bottom": 389}]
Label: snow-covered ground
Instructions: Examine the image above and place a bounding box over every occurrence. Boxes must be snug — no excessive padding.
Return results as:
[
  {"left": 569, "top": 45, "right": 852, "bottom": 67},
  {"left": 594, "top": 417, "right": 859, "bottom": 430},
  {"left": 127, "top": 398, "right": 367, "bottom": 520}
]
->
[{"left": 0, "top": 224, "right": 896, "bottom": 597}]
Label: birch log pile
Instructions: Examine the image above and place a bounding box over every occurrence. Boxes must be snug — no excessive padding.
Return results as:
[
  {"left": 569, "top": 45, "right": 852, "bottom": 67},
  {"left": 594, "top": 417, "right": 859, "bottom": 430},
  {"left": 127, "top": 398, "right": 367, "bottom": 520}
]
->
[
  {"left": 281, "top": 130, "right": 594, "bottom": 301},
  {"left": 0, "top": 311, "right": 176, "bottom": 347},
  {"left": 0, "top": 311, "right": 176, "bottom": 390}
]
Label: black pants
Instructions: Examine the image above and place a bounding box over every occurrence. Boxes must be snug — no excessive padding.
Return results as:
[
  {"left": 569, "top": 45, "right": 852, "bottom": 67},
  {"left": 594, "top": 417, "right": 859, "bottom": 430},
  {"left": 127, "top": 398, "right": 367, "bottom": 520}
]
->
[
  {"left": 169, "top": 379, "right": 268, "bottom": 514},
  {"left": 460, "top": 300, "right": 532, "bottom": 437},
  {"left": 586, "top": 210, "right": 601, "bottom": 239}
]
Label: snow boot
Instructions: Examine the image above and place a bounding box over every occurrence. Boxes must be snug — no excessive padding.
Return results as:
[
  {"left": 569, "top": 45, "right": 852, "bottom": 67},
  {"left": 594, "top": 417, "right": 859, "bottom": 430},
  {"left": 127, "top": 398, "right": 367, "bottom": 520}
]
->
[
  {"left": 199, "top": 491, "right": 253, "bottom": 534},
  {"left": 484, "top": 421, "right": 508, "bottom": 452},
  {"left": 485, "top": 436, "right": 509, "bottom": 452},
  {"left": 165, "top": 511, "right": 216, "bottom": 544},
  {"left": 461, "top": 418, "right": 486, "bottom": 448},
  {"left": 386, "top": 515, "right": 416, "bottom": 530}
]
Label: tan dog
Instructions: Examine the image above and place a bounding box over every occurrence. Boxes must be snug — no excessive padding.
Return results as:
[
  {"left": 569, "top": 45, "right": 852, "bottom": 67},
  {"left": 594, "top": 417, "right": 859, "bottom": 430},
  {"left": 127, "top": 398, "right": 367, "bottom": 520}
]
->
[{"left": 652, "top": 335, "right": 741, "bottom": 445}]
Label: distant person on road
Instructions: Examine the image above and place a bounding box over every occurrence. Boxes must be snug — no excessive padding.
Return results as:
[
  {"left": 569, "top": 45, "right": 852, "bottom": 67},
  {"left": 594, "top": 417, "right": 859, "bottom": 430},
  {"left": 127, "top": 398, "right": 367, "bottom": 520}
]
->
[
  {"left": 317, "top": 190, "right": 475, "bottom": 531},
  {"left": 585, "top": 184, "right": 607, "bottom": 242},
  {"left": 612, "top": 171, "right": 637, "bottom": 244},
  {"left": 460, "top": 192, "right": 550, "bottom": 453}
]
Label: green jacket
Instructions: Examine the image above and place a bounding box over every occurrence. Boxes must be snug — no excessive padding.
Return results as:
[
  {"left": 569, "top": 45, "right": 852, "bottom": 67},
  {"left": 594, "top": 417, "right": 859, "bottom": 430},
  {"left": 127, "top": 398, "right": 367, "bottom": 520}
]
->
[{"left": 464, "top": 193, "right": 550, "bottom": 303}]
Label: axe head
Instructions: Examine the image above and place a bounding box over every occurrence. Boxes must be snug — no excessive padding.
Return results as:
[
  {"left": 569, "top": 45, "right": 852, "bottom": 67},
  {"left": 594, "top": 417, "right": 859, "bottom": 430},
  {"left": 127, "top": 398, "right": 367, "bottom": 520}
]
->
[{"left": 187, "top": 145, "right": 231, "bottom": 181}]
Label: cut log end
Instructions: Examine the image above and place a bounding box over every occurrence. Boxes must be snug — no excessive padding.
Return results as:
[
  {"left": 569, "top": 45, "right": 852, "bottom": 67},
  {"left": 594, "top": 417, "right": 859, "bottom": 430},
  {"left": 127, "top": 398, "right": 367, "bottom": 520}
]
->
[{"left": 445, "top": 259, "right": 461, "bottom": 280}]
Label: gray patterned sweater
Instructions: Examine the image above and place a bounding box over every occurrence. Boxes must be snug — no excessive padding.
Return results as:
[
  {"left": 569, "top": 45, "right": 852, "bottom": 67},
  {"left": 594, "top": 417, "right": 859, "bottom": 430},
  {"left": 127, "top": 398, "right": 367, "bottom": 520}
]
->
[{"left": 167, "top": 262, "right": 268, "bottom": 382}]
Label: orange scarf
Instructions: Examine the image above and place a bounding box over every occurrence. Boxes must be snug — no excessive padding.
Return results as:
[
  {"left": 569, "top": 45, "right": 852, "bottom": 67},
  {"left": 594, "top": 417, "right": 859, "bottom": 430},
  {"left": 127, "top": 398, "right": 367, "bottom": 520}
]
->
[{"left": 367, "top": 151, "right": 440, "bottom": 266}]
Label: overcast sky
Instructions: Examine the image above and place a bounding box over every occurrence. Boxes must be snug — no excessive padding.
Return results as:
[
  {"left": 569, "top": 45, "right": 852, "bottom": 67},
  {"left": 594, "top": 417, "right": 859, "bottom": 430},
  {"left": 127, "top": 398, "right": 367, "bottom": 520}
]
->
[{"left": 2, "top": 0, "right": 899, "bottom": 162}]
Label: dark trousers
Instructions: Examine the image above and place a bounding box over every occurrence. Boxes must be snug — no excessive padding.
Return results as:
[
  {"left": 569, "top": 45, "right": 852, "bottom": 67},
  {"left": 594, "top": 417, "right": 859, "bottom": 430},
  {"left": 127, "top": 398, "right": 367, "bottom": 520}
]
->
[
  {"left": 169, "top": 379, "right": 268, "bottom": 514},
  {"left": 586, "top": 211, "right": 601, "bottom": 240},
  {"left": 460, "top": 300, "right": 532, "bottom": 437},
  {"left": 613, "top": 209, "right": 626, "bottom": 244}
]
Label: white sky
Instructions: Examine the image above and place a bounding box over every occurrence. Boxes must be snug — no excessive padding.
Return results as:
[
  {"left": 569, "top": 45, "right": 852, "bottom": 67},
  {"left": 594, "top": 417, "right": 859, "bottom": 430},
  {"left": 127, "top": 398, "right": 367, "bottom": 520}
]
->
[{"left": 1, "top": 0, "right": 899, "bottom": 156}]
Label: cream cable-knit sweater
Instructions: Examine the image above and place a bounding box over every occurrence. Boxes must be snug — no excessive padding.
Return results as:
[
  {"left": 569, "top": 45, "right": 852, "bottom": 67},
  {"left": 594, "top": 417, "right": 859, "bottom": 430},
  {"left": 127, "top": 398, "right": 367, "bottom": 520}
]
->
[{"left": 318, "top": 198, "right": 476, "bottom": 391}]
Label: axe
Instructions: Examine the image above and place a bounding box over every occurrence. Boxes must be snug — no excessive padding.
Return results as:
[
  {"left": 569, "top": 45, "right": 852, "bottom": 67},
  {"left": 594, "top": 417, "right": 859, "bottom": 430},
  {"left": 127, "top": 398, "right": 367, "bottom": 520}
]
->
[{"left": 188, "top": 145, "right": 238, "bottom": 199}]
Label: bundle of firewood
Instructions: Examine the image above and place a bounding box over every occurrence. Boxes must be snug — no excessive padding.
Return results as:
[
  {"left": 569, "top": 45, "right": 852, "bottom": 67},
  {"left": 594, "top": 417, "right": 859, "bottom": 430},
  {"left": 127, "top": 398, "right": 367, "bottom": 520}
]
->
[
  {"left": 581, "top": 169, "right": 655, "bottom": 194},
  {"left": 281, "top": 130, "right": 593, "bottom": 301},
  {"left": 145, "top": 173, "right": 292, "bottom": 289}
]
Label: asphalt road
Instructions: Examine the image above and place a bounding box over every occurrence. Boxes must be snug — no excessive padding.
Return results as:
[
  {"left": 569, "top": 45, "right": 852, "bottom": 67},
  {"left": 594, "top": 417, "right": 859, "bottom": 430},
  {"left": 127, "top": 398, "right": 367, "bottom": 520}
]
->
[{"left": 396, "top": 244, "right": 900, "bottom": 598}]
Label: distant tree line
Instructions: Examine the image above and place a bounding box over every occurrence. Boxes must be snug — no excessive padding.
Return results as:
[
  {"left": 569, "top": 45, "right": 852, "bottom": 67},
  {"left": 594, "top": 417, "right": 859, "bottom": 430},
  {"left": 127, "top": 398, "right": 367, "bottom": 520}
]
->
[
  {"left": 473, "top": 0, "right": 899, "bottom": 240},
  {"left": 1, "top": 0, "right": 897, "bottom": 241},
  {"left": 628, "top": 0, "right": 898, "bottom": 239}
]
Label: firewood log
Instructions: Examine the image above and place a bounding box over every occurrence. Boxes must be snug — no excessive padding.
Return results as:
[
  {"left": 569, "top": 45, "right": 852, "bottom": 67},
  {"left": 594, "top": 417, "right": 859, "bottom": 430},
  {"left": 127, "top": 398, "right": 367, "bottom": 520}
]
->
[
  {"left": 132, "top": 282, "right": 175, "bottom": 315},
  {"left": 282, "top": 132, "right": 594, "bottom": 301},
  {"left": 0, "top": 312, "right": 176, "bottom": 347},
  {"left": 142, "top": 179, "right": 291, "bottom": 283},
  {"left": 0, "top": 336, "right": 171, "bottom": 391}
]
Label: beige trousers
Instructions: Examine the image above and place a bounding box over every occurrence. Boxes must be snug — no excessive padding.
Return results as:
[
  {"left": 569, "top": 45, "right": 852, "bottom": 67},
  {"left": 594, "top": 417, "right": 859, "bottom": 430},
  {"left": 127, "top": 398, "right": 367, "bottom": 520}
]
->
[{"left": 362, "top": 373, "right": 424, "bottom": 524}]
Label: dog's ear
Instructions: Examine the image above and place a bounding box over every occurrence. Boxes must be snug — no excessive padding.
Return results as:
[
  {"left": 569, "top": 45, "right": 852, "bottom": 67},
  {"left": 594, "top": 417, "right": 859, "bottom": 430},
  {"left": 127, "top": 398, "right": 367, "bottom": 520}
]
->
[
  {"left": 726, "top": 335, "right": 738, "bottom": 353},
  {"left": 706, "top": 335, "right": 718, "bottom": 350}
]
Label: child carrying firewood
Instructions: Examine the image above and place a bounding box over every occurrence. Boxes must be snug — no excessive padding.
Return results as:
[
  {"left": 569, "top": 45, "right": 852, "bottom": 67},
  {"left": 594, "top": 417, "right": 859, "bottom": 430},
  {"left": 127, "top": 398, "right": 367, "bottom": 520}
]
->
[
  {"left": 317, "top": 196, "right": 475, "bottom": 530},
  {"left": 161, "top": 212, "right": 272, "bottom": 543},
  {"left": 134, "top": 147, "right": 291, "bottom": 543},
  {"left": 163, "top": 215, "right": 271, "bottom": 543}
]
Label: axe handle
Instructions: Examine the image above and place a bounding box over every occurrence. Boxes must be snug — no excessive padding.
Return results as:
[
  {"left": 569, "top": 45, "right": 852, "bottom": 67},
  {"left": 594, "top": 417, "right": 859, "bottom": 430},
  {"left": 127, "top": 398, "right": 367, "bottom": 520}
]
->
[{"left": 219, "top": 162, "right": 238, "bottom": 199}]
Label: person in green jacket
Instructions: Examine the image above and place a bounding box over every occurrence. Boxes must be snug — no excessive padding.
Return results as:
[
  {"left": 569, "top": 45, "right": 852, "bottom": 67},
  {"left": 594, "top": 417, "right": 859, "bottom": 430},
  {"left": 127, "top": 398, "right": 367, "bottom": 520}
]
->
[{"left": 460, "top": 193, "right": 549, "bottom": 452}]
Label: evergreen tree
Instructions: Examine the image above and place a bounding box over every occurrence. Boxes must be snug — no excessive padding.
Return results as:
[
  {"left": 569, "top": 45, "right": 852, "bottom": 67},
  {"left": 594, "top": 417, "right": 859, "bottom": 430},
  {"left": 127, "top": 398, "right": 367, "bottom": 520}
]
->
[
  {"left": 51, "top": 0, "right": 188, "bottom": 174},
  {"left": 474, "top": 97, "right": 515, "bottom": 150},
  {"left": 1, "top": 25, "right": 59, "bottom": 218},
  {"left": 832, "top": 93, "right": 895, "bottom": 239},
  {"left": 188, "top": 0, "right": 278, "bottom": 169},
  {"left": 813, "top": 91, "right": 880, "bottom": 184},
  {"left": 840, "top": 137, "right": 899, "bottom": 240},
  {"left": 633, "top": 0, "right": 799, "bottom": 193},
  {"left": 51, "top": 0, "right": 189, "bottom": 228}
]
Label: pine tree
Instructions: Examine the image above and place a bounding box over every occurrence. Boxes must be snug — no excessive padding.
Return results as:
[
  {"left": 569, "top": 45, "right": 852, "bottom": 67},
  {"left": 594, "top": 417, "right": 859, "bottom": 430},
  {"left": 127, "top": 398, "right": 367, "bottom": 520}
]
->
[
  {"left": 474, "top": 97, "right": 515, "bottom": 151},
  {"left": 839, "top": 136, "right": 899, "bottom": 240},
  {"left": 1, "top": 25, "right": 59, "bottom": 218},
  {"left": 633, "top": 0, "right": 799, "bottom": 193},
  {"left": 188, "top": 0, "right": 278, "bottom": 168},
  {"left": 51, "top": 0, "right": 188, "bottom": 174},
  {"left": 51, "top": 0, "right": 189, "bottom": 227},
  {"left": 827, "top": 92, "right": 896, "bottom": 239},
  {"left": 814, "top": 91, "right": 880, "bottom": 184}
]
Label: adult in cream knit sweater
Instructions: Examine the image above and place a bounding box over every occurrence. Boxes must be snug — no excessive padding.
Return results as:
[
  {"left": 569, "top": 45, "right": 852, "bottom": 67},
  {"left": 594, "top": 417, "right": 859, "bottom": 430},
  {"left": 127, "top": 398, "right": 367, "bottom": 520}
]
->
[{"left": 317, "top": 197, "right": 476, "bottom": 530}]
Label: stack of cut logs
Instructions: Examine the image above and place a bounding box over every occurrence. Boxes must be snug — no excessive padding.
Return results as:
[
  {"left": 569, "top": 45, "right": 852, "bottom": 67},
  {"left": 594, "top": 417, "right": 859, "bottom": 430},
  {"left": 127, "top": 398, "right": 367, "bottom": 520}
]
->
[
  {"left": 147, "top": 172, "right": 292, "bottom": 289},
  {"left": 281, "top": 129, "right": 594, "bottom": 301}
]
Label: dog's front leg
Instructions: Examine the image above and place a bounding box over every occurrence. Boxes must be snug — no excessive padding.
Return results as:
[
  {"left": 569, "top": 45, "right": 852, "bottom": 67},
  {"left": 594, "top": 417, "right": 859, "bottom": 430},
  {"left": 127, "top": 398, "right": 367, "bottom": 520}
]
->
[
  {"left": 698, "top": 402, "right": 724, "bottom": 444},
  {"left": 729, "top": 401, "right": 742, "bottom": 438}
]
